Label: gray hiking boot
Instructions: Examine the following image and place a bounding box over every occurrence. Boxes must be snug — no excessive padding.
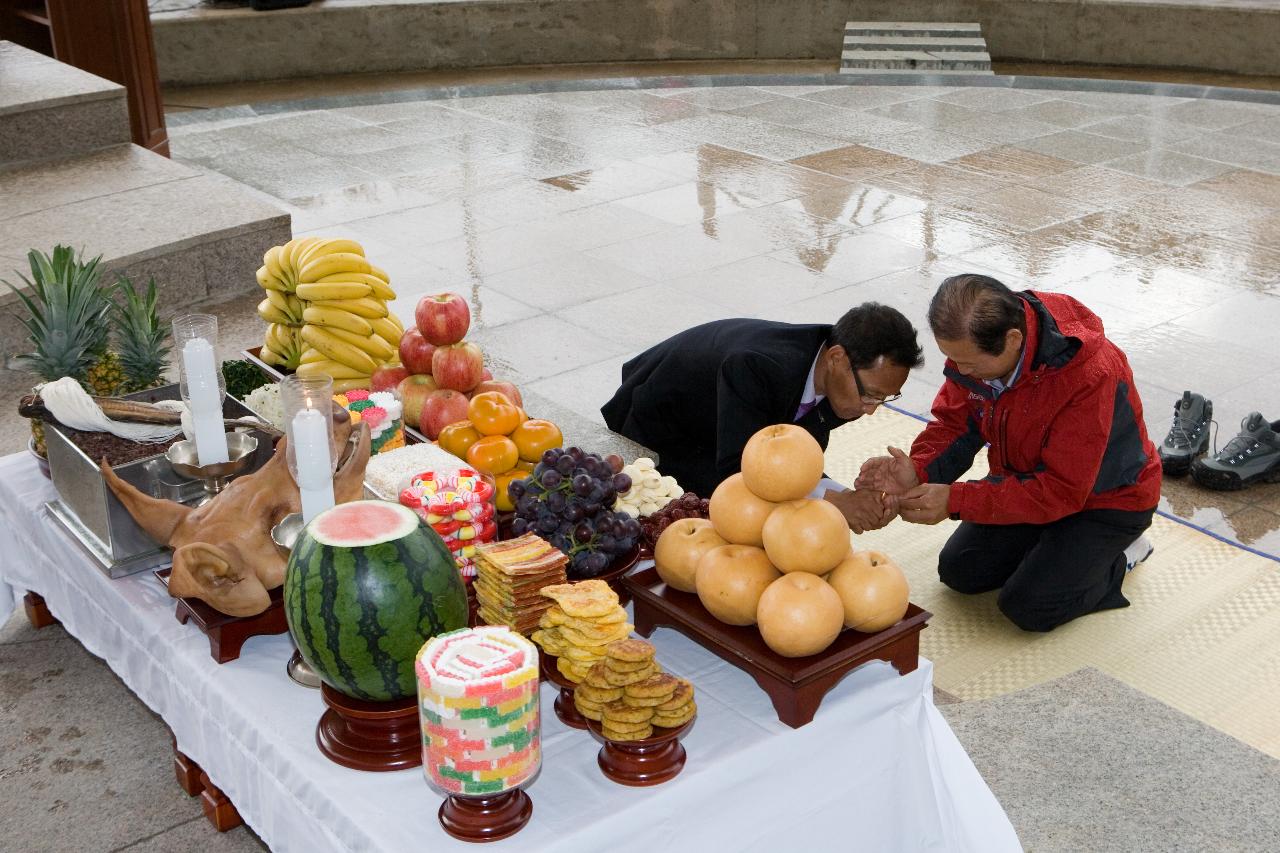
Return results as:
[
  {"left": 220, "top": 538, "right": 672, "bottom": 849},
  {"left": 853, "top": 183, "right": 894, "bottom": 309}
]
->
[
  {"left": 1159, "top": 391, "right": 1212, "bottom": 476},
  {"left": 1191, "top": 412, "right": 1280, "bottom": 490}
]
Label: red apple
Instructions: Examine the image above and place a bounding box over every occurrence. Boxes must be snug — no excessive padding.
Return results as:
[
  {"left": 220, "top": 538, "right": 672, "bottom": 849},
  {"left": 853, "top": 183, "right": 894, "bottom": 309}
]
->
[
  {"left": 473, "top": 380, "right": 522, "bottom": 408},
  {"left": 397, "top": 374, "right": 439, "bottom": 428},
  {"left": 398, "top": 328, "right": 436, "bottom": 376},
  {"left": 415, "top": 293, "right": 470, "bottom": 346},
  {"left": 481, "top": 367, "right": 493, "bottom": 382},
  {"left": 421, "top": 389, "right": 470, "bottom": 440},
  {"left": 371, "top": 365, "right": 409, "bottom": 392},
  {"left": 432, "top": 342, "right": 484, "bottom": 393}
]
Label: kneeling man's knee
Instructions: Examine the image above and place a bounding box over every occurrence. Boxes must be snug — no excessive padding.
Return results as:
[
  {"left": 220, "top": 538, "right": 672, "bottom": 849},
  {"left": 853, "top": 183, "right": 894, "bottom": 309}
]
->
[
  {"left": 938, "top": 538, "right": 983, "bottom": 594},
  {"left": 997, "top": 588, "right": 1063, "bottom": 633}
]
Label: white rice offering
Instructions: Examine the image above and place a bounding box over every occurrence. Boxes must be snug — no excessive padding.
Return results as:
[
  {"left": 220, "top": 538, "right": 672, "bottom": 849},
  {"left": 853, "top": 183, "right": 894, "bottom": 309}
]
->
[{"left": 364, "top": 442, "right": 467, "bottom": 500}]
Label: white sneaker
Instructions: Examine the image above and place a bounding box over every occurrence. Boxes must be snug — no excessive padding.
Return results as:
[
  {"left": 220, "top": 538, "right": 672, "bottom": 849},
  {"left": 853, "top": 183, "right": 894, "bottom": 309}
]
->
[{"left": 1124, "top": 534, "right": 1154, "bottom": 572}]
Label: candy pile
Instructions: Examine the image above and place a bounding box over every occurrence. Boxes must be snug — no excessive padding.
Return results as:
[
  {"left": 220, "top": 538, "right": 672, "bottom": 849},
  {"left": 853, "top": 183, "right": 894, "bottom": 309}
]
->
[
  {"left": 333, "top": 389, "right": 404, "bottom": 454},
  {"left": 474, "top": 535, "right": 568, "bottom": 634},
  {"left": 417, "top": 626, "right": 541, "bottom": 797},
  {"left": 573, "top": 639, "right": 696, "bottom": 740},
  {"left": 530, "top": 579, "right": 631, "bottom": 684},
  {"left": 400, "top": 469, "right": 497, "bottom": 581}
]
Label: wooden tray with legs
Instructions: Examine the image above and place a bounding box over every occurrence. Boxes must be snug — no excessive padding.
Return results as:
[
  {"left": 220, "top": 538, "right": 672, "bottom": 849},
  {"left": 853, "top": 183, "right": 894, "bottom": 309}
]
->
[
  {"left": 622, "top": 567, "right": 930, "bottom": 728},
  {"left": 154, "top": 568, "right": 289, "bottom": 663}
]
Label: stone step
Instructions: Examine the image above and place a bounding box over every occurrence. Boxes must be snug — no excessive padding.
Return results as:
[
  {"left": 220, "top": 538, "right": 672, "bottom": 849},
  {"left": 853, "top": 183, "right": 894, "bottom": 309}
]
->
[
  {"left": 844, "top": 22, "right": 982, "bottom": 38},
  {"left": 840, "top": 49, "right": 993, "bottom": 72},
  {"left": 0, "top": 144, "right": 291, "bottom": 362},
  {"left": 843, "top": 36, "right": 990, "bottom": 52},
  {"left": 0, "top": 41, "right": 131, "bottom": 168}
]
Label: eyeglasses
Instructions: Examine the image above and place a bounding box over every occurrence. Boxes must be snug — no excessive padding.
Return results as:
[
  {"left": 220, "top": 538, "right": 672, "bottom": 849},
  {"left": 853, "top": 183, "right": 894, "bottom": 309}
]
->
[{"left": 852, "top": 367, "right": 901, "bottom": 406}]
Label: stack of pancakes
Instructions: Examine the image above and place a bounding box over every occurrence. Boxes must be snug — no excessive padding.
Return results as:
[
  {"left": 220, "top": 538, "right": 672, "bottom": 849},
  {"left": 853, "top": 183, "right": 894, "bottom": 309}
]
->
[
  {"left": 530, "top": 579, "right": 631, "bottom": 683},
  {"left": 474, "top": 534, "right": 568, "bottom": 634},
  {"left": 574, "top": 639, "right": 697, "bottom": 740}
]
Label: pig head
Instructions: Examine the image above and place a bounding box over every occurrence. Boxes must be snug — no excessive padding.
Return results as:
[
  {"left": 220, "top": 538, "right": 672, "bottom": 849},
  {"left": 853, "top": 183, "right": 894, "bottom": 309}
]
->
[{"left": 102, "top": 413, "right": 371, "bottom": 618}]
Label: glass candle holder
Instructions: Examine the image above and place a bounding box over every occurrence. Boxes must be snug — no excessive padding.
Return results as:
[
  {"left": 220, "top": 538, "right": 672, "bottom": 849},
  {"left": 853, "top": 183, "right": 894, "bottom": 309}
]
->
[
  {"left": 281, "top": 374, "right": 337, "bottom": 522},
  {"left": 172, "top": 313, "right": 229, "bottom": 465}
]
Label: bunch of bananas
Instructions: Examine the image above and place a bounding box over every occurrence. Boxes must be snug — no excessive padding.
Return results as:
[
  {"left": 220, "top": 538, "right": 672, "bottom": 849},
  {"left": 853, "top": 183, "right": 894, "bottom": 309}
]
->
[{"left": 255, "top": 237, "right": 404, "bottom": 392}]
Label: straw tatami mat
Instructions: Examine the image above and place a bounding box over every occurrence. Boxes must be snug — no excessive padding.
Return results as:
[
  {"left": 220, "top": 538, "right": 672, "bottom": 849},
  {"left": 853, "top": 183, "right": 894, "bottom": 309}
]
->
[{"left": 824, "top": 409, "right": 1280, "bottom": 760}]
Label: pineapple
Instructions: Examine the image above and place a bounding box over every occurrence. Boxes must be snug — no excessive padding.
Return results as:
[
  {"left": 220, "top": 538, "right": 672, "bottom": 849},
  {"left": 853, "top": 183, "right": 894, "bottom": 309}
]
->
[
  {"left": 85, "top": 350, "right": 126, "bottom": 397},
  {"left": 3, "top": 246, "right": 113, "bottom": 456},
  {"left": 113, "top": 275, "right": 171, "bottom": 393}
]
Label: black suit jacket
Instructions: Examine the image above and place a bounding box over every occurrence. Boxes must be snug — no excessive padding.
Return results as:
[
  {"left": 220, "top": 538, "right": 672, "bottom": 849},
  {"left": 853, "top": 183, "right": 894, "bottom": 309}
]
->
[{"left": 600, "top": 319, "right": 848, "bottom": 496}]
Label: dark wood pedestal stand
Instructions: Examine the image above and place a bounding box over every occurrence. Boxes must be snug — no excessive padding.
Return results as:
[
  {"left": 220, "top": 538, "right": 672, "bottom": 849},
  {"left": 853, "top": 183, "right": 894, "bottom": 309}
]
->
[
  {"left": 438, "top": 789, "right": 533, "bottom": 843},
  {"left": 584, "top": 717, "right": 693, "bottom": 786},
  {"left": 538, "top": 654, "right": 587, "bottom": 730},
  {"left": 155, "top": 569, "right": 289, "bottom": 664},
  {"left": 624, "top": 568, "right": 931, "bottom": 728},
  {"left": 316, "top": 684, "right": 421, "bottom": 772},
  {"left": 24, "top": 591, "right": 58, "bottom": 629}
]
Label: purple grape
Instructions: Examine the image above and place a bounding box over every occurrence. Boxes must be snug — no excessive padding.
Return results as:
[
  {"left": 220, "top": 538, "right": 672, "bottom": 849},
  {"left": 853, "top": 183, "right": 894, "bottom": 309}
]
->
[
  {"left": 538, "top": 515, "right": 558, "bottom": 534},
  {"left": 511, "top": 517, "right": 529, "bottom": 535},
  {"left": 568, "top": 447, "right": 584, "bottom": 462},
  {"left": 563, "top": 502, "right": 586, "bottom": 522},
  {"left": 598, "top": 534, "right": 617, "bottom": 553},
  {"left": 612, "top": 473, "right": 632, "bottom": 493},
  {"left": 516, "top": 495, "right": 538, "bottom": 516},
  {"left": 623, "top": 518, "right": 641, "bottom": 539},
  {"left": 585, "top": 553, "right": 609, "bottom": 574},
  {"left": 572, "top": 474, "right": 593, "bottom": 496},
  {"left": 574, "top": 522, "right": 594, "bottom": 542},
  {"left": 583, "top": 501, "right": 601, "bottom": 515},
  {"left": 508, "top": 479, "right": 527, "bottom": 500},
  {"left": 555, "top": 455, "right": 575, "bottom": 475},
  {"left": 541, "top": 469, "right": 562, "bottom": 489},
  {"left": 541, "top": 449, "right": 560, "bottom": 466},
  {"left": 605, "top": 454, "right": 624, "bottom": 474},
  {"left": 546, "top": 491, "right": 566, "bottom": 512}
]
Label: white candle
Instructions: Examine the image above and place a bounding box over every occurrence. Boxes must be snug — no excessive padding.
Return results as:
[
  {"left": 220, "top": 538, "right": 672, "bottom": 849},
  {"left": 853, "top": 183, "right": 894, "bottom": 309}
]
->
[
  {"left": 182, "top": 338, "right": 230, "bottom": 466},
  {"left": 292, "top": 407, "right": 335, "bottom": 522}
]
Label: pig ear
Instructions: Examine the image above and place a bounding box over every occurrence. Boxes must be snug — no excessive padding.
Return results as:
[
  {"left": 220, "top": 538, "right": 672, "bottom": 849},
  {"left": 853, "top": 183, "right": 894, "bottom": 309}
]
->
[{"left": 168, "top": 542, "right": 269, "bottom": 617}]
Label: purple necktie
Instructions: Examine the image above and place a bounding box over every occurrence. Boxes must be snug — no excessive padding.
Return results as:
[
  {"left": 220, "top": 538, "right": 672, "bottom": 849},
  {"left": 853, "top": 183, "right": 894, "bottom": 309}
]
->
[{"left": 794, "top": 399, "right": 818, "bottom": 422}]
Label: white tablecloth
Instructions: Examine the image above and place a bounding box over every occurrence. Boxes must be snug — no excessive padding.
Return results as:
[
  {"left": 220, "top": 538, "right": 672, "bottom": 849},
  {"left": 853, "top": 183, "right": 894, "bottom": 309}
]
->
[{"left": 0, "top": 453, "right": 1020, "bottom": 852}]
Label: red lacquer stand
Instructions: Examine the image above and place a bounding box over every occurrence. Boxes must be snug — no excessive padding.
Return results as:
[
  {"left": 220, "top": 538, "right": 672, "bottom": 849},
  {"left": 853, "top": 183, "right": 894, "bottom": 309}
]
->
[
  {"left": 538, "top": 653, "right": 587, "bottom": 730},
  {"left": 623, "top": 567, "right": 930, "bottom": 728},
  {"left": 317, "top": 684, "right": 422, "bottom": 772},
  {"left": 438, "top": 789, "right": 533, "bottom": 842},
  {"left": 155, "top": 569, "right": 289, "bottom": 663},
  {"left": 584, "top": 717, "right": 694, "bottom": 786},
  {"left": 169, "top": 735, "right": 244, "bottom": 832}
]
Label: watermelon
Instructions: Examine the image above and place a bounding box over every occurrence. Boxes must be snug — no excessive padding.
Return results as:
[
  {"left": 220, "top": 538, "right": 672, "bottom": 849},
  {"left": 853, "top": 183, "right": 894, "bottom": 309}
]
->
[{"left": 285, "top": 500, "right": 468, "bottom": 702}]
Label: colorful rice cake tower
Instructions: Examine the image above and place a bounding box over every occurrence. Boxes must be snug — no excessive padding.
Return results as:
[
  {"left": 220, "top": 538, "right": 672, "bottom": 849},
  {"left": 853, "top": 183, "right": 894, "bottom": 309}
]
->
[
  {"left": 417, "top": 626, "right": 541, "bottom": 797},
  {"left": 334, "top": 389, "right": 404, "bottom": 454},
  {"left": 399, "top": 469, "right": 498, "bottom": 582}
]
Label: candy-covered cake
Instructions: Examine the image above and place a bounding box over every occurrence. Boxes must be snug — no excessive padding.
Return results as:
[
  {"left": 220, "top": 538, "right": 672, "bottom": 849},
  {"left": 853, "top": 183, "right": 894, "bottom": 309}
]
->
[
  {"left": 400, "top": 468, "right": 497, "bottom": 582},
  {"left": 417, "top": 626, "right": 541, "bottom": 797},
  {"left": 333, "top": 389, "right": 404, "bottom": 454}
]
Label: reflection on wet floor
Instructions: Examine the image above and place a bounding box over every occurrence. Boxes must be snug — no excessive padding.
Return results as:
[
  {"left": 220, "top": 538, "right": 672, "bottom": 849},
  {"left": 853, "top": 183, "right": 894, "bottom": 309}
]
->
[{"left": 158, "top": 82, "right": 1280, "bottom": 554}]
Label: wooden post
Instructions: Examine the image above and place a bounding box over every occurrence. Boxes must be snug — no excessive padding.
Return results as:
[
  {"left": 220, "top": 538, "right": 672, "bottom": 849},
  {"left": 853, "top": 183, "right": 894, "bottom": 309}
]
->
[{"left": 44, "top": 0, "right": 170, "bottom": 155}]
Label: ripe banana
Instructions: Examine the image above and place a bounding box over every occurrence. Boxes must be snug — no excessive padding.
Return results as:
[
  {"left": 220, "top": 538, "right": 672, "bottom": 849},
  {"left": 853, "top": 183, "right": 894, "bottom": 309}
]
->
[
  {"left": 302, "top": 304, "right": 373, "bottom": 337},
  {"left": 263, "top": 289, "right": 304, "bottom": 323},
  {"left": 295, "top": 281, "right": 372, "bottom": 301},
  {"left": 299, "top": 347, "right": 327, "bottom": 365},
  {"left": 331, "top": 376, "right": 374, "bottom": 393},
  {"left": 319, "top": 324, "right": 395, "bottom": 361},
  {"left": 316, "top": 272, "right": 395, "bottom": 301},
  {"left": 299, "top": 252, "right": 373, "bottom": 284},
  {"left": 265, "top": 323, "right": 304, "bottom": 369},
  {"left": 301, "top": 324, "right": 378, "bottom": 374},
  {"left": 369, "top": 315, "right": 404, "bottom": 345},
  {"left": 259, "top": 345, "right": 284, "bottom": 367},
  {"left": 296, "top": 358, "right": 370, "bottom": 381},
  {"left": 309, "top": 296, "right": 388, "bottom": 319},
  {"left": 296, "top": 238, "right": 366, "bottom": 271},
  {"left": 286, "top": 237, "right": 323, "bottom": 278},
  {"left": 256, "top": 265, "right": 287, "bottom": 292},
  {"left": 264, "top": 245, "right": 291, "bottom": 289},
  {"left": 257, "top": 298, "right": 293, "bottom": 325}
]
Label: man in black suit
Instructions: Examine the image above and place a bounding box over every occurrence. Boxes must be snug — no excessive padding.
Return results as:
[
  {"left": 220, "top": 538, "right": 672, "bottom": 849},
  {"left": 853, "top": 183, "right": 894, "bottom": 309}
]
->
[{"left": 601, "top": 303, "right": 924, "bottom": 531}]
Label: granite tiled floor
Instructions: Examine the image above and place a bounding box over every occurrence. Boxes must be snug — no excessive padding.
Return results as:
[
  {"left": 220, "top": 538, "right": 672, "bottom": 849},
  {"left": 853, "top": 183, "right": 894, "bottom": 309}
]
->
[{"left": 163, "top": 80, "right": 1280, "bottom": 556}]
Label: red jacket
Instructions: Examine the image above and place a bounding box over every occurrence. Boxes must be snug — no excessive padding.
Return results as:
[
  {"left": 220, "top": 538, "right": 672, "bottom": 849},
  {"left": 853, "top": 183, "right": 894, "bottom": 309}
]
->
[{"left": 910, "top": 291, "right": 1161, "bottom": 525}]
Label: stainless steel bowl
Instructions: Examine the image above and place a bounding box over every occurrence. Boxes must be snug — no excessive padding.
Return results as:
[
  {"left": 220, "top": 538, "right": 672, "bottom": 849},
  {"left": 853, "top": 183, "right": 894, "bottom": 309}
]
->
[{"left": 271, "top": 512, "right": 305, "bottom": 552}]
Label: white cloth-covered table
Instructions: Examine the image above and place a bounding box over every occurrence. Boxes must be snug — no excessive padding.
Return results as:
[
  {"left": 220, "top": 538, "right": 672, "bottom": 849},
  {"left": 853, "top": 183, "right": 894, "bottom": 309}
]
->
[{"left": 0, "top": 453, "right": 1020, "bottom": 852}]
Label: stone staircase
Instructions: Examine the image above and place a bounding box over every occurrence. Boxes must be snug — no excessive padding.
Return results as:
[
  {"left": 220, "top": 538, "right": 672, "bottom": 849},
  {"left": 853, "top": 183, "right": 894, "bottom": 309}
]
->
[
  {"left": 840, "top": 22, "right": 993, "bottom": 75},
  {"left": 0, "top": 40, "right": 290, "bottom": 363}
]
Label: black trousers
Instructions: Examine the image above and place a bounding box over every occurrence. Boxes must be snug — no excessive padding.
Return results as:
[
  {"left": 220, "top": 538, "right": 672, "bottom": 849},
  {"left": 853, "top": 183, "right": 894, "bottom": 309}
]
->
[{"left": 937, "top": 507, "right": 1155, "bottom": 633}]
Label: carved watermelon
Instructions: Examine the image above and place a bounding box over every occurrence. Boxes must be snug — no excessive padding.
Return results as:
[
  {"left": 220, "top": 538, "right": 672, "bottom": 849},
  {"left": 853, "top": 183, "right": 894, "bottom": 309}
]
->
[{"left": 285, "top": 500, "right": 467, "bottom": 702}]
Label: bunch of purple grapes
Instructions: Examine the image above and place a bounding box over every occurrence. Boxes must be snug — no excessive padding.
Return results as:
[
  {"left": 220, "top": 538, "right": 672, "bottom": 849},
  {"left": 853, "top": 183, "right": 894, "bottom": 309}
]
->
[{"left": 507, "top": 447, "right": 643, "bottom": 579}]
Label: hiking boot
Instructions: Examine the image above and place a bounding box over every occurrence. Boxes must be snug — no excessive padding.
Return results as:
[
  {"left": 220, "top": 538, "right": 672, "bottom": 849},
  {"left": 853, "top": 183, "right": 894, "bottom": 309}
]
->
[
  {"left": 1158, "top": 391, "right": 1212, "bottom": 476},
  {"left": 1191, "top": 412, "right": 1280, "bottom": 491}
]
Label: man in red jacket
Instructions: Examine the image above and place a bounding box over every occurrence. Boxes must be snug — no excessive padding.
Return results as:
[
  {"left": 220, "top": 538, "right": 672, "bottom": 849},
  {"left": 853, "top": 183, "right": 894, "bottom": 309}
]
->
[{"left": 859, "top": 274, "right": 1161, "bottom": 632}]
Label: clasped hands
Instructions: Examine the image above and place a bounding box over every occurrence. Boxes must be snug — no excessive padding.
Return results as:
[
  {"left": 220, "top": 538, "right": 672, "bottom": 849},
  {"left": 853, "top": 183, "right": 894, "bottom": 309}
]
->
[{"left": 826, "top": 446, "right": 952, "bottom": 531}]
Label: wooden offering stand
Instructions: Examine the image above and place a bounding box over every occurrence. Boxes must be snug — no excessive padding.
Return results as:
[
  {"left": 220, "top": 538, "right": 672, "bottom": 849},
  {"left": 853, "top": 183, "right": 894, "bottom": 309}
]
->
[
  {"left": 539, "top": 653, "right": 587, "bottom": 730},
  {"left": 439, "top": 788, "right": 533, "bottom": 842},
  {"left": 154, "top": 568, "right": 289, "bottom": 664},
  {"left": 623, "top": 567, "right": 931, "bottom": 728},
  {"left": 316, "top": 684, "right": 422, "bottom": 772},
  {"left": 584, "top": 716, "right": 694, "bottom": 786}
]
